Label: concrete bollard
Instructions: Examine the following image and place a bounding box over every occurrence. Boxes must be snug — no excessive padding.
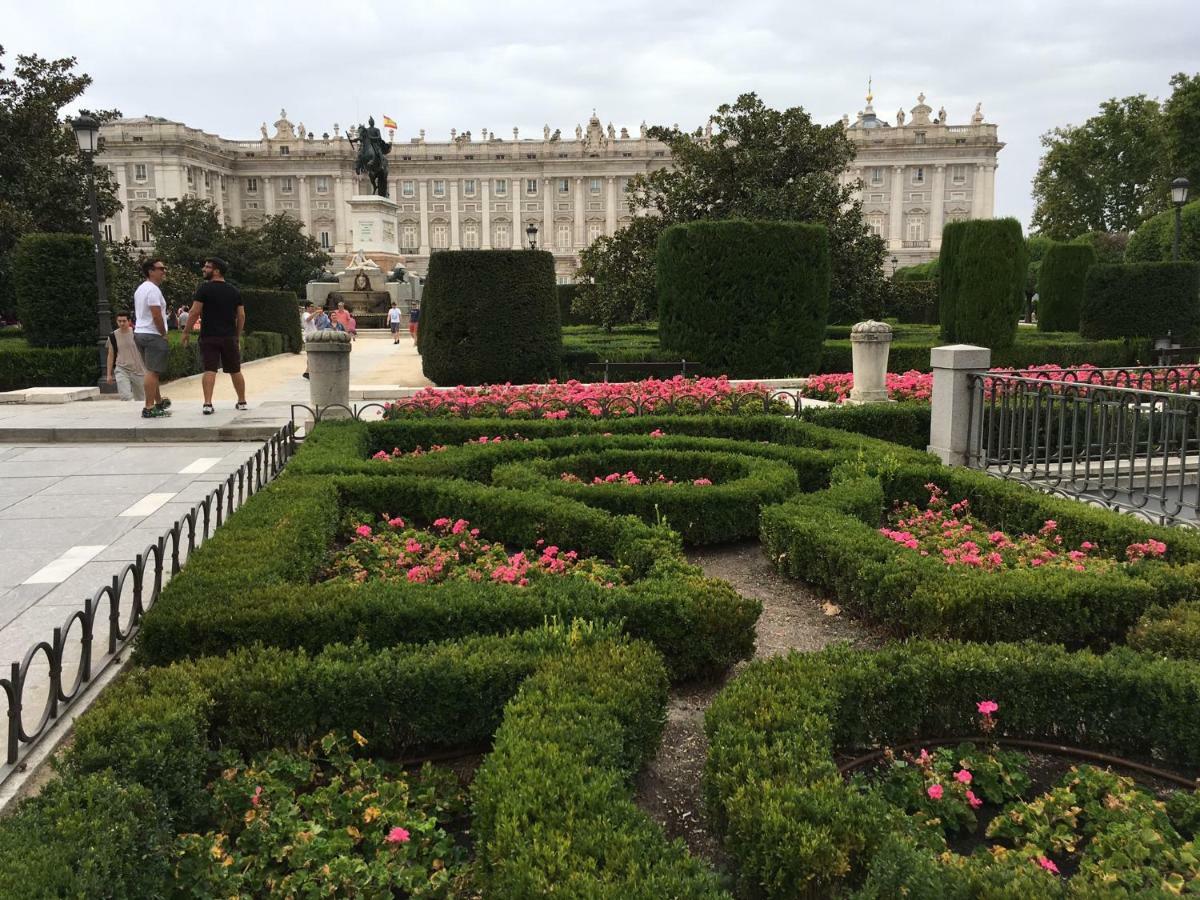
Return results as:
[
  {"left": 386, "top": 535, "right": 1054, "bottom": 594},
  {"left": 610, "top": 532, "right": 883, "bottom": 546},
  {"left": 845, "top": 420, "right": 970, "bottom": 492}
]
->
[
  {"left": 927, "top": 344, "right": 991, "bottom": 466},
  {"left": 847, "top": 320, "right": 894, "bottom": 404},
  {"left": 305, "top": 330, "right": 353, "bottom": 417}
]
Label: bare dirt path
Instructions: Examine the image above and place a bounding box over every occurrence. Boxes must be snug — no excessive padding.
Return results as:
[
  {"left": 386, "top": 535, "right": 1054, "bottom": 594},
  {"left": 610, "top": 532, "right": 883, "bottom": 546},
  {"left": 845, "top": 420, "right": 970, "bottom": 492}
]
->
[{"left": 633, "top": 540, "right": 877, "bottom": 868}]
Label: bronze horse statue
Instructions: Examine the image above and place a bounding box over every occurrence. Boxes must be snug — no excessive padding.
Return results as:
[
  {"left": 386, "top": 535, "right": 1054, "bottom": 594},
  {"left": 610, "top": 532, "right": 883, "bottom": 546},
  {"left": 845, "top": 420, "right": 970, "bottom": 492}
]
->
[{"left": 349, "top": 117, "right": 391, "bottom": 198}]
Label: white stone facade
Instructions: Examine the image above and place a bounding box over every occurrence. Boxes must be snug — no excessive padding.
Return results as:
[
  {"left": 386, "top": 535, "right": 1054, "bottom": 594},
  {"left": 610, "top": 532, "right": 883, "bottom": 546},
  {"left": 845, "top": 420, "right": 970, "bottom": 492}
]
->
[{"left": 97, "top": 98, "right": 1001, "bottom": 278}]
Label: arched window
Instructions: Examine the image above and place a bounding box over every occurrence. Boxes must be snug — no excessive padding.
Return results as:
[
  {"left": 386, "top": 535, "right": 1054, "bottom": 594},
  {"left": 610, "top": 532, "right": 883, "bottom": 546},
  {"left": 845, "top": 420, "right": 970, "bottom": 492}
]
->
[
  {"left": 586, "top": 221, "right": 603, "bottom": 244},
  {"left": 401, "top": 224, "right": 418, "bottom": 251},
  {"left": 556, "top": 222, "right": 572, "bottom": 249},
  {"left": 907, "top": 216, "right": 926, "bottom": 242},
  {"left": 431, "top": 222, "right": 449, "bottom": 249},
  {"left": 866, "top": 214, "right": 884, "bottom": 237},
  {"left": 494, "top": 222, "right": 510, "bottom": 248},
  {"left": 140, "top": 221, "right": 152, "bottom": 243},
  {"left": 463, "top": 222, "right": 479, "bottom": 249}
]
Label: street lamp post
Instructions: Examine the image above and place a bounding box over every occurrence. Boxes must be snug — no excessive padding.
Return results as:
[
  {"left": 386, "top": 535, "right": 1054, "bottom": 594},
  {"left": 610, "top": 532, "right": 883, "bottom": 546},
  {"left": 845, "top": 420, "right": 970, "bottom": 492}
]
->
[
  {"left": 890, "top": 256, "right": 899, "bottom": 278},
  {"left": 71, "top": 113, "right": 116, "bottom": 394},
  {"left": 525, "top": 222, "right": 538, "bottom": 250},
  {"left": 1171, "top": 177, "right": 1190, "bottom": 262}
]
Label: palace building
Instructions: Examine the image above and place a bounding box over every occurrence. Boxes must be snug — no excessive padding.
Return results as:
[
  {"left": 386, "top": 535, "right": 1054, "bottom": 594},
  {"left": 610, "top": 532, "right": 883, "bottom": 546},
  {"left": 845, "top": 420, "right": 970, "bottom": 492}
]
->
[{"left": 96, "top": 94, "right": 1002, "bottom": 280}]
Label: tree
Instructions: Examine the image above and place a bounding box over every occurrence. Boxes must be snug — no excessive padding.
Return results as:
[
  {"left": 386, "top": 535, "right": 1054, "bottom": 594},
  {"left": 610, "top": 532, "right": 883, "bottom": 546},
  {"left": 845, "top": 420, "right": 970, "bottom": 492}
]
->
[
  {"left": 145, "top": 197, "right": 222, "bottom": 274},
  {"left": 0, "top": 46, "right": 120, "bottom": 318},
  {"left": 250, "top": 214, "right": 330, "bottom": 297},
  {"left": 1031, "top": 94, "right": 1167, "bottom": 239},
  {"left": 1164, "top": 72, "right": 1200, "bottom": 195},
  {"left": 572, "top": 216, "right": 663, "bottom": 329},
  {"left": 575, "top": 93, "right": 886, "bottom": 327}
]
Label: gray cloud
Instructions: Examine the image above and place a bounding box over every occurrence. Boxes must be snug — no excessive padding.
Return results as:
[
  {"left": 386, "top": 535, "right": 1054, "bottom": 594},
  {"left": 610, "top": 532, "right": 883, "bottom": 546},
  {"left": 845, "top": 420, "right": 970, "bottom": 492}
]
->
[{"left": 5, "top": 0, "right": 1197, "bottom": 227}]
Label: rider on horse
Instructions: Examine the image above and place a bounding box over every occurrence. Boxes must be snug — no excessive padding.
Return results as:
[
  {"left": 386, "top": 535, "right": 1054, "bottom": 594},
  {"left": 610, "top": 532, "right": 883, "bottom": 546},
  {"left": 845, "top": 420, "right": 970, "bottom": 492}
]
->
[{"left": 349, "top": 116, "right": 392, "bottom": 198}]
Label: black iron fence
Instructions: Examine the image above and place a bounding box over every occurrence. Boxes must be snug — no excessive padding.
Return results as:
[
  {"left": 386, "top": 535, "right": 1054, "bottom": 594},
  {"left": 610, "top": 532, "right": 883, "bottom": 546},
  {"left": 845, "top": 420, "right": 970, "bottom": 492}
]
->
[
  {"left": 0, "top": 423, "right": 297, "bottom": 785},
  {"left": 968, "top": 371, "right": 1200, "bottom": 526}
]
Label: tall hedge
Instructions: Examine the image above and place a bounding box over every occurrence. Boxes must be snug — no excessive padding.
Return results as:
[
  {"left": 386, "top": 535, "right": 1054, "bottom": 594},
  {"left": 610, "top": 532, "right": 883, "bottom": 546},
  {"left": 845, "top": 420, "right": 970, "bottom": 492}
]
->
[
  {"left": 1036, "top": 242, "right": 1097, "bottom": 332},
  {"left": 938, "top": 218, "right": 1027, "bottom": 349},
  {"left": 420, "top": 250, "right": 560, "bottom": 385},
  {"left": 657, "top": 220, "right": 830, "bottom": 377},
  {"left": 1080, "top": 261, "right": 1200, "bottom": 341},
  {"left": 240, "top": 288, "right": 301, "bottom": 352},
  {"left": 11, "top": 233, "right": 99, "bottom": 348}
]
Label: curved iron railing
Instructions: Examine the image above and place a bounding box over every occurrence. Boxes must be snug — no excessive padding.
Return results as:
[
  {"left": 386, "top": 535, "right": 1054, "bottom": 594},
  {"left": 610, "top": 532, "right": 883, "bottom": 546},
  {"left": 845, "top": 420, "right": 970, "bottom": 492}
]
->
[
  {"left": 969, "top": 372, "right": 1200, "bottom": 527},
  {"left": 0, "top": 423, "right": 297, "bottom": 785}
]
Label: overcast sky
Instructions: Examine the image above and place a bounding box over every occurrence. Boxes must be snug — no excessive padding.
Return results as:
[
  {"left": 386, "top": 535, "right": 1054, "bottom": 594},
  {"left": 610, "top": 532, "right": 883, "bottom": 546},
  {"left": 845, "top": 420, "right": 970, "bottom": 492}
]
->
[{"left": 4, "top": 0, "right": 1197, "bottom": 228}]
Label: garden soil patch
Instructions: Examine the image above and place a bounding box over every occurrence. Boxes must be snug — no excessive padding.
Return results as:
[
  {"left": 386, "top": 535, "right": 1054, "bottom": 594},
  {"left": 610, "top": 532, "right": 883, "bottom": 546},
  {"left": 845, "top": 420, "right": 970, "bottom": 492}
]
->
[{"left": 633, "top": 540, "right": 877, "bottom": 867}]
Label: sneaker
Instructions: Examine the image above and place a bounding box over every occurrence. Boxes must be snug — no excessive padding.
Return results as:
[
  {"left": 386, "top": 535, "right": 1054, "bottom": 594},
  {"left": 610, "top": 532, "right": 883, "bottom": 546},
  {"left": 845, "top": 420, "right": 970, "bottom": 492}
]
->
[
  {"left": 142, "top": 407, "right": 170, "bottom": 419},
  {"left": 302, "top": 372, "right": 310, "bottom": 380},
  {"left": 235, "top": 401, "right": 248, "bottom": 411},
  {"left": 155, "top": 397, "right": 172, "bottom": 411},
  {"left": 202, "top": 403, "right": 214, "bottom": 415}
]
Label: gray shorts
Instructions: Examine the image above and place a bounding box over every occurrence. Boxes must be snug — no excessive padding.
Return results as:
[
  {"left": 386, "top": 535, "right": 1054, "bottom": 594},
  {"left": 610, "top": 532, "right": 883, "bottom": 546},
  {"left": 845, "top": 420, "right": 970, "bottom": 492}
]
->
[{"left": 134, "top": 332, "right": 169, "bottom": 375}]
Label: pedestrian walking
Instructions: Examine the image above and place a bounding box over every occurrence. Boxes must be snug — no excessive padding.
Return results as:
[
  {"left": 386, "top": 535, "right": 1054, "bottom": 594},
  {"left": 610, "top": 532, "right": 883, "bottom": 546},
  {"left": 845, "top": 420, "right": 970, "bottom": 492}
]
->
[
  {"left": 387, "top": 302, "right": 403, "bottom": 344},
  {"left": 105, "top": 311, "right": 145, "bottom": 401},
  {"left": 133, "top": 258, "right": 172, "bottom": 418},
  {"left": 183, "top": 256, "right": 247, "bottom": 415},
  {"left": 177, "top": 304, "right": 189, "bottom": 332},
  {"left": 408, "top": 299, "right": 420, "bottom": 341}
]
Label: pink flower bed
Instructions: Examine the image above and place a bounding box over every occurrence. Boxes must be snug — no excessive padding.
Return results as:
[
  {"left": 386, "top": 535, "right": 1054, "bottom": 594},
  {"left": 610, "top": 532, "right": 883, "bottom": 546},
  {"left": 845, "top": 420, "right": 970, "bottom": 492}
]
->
[
  {"left": 880, "top": 483, "right": 1167, "bottom": 572},
  {"left": 371, "top": 435, "right": 527, "bottom": 460},
  {"left": 799, "top": 370, "right": 932, "bottom": 403},
  {"left": 560, "top": 470, "right": 714, "bottom": 486},
  {"left": 325, "top": 515, "right": 623, "bottom": 588},
  {"left": 383, "top": 376, "right": 773, "bottom": 419}
]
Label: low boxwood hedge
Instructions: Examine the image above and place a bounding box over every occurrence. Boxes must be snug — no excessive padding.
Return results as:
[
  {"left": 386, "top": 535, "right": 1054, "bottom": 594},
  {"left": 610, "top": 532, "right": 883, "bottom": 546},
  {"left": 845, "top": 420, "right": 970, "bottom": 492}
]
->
[
  {"left": 761, "top": 463, "right": 1200, "bottom": 645},
  {"left": 4, "top": 628, "right": 725, "bottom": 897},
  {"left": 705, "top": 640, "right": 1200, "bottom": 896},
  {"left": 1128, "top": 599, "right": 1200, "bottom": 660},
  {"left": 797, "top": 401, "right": 931, "bottom": 451}
]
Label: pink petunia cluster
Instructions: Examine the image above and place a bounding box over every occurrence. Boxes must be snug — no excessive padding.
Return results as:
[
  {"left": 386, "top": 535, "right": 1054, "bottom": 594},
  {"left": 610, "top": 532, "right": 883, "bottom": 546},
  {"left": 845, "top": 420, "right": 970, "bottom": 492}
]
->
[{"left": 560, "top": 470, "right": 714, "bottom": 487}]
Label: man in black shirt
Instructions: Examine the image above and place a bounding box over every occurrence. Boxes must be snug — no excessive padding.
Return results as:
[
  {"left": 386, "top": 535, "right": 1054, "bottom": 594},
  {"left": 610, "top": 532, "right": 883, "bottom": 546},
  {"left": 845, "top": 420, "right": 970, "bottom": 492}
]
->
[{"left": 182, "top": 256, "right": 247, "bottom": 414}]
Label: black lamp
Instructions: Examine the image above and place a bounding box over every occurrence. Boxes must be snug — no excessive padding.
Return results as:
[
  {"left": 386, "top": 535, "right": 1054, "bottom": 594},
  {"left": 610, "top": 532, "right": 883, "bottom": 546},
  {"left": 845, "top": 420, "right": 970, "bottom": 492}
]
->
[
  {"left": 526, "top": 222, "right": 538, "bottom": 250},
  {"left": 70, "top": 113, "right": 115, "bottom": 394},
  {"left": 1172, "top": 176, "right": 1190, "bottom": 261}
]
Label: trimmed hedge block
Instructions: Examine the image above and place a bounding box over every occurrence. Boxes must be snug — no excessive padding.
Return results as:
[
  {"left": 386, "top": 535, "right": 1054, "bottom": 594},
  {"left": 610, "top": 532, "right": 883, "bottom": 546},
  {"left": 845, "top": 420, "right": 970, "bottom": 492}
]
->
[
  {"left": 241, "top": 288, "right": 302, "bottom": 352},
  {"left": 1080, "top": 261, "right": 1200, "bottom": 341},
  {"left": 11, "top": 233, "right": 99, "bottom": 348},
  {"left": 657, "top": 220, "right": 830, "bottom": 377},
  {"left": 420, "top": 249, "right": 561, "bottom": 385},
  {"left": 938, "top": 218, "right": 1027, "bottom": 349},
  {"left": 1036, "top": 242, "right": 1097, "bottom": 332}
]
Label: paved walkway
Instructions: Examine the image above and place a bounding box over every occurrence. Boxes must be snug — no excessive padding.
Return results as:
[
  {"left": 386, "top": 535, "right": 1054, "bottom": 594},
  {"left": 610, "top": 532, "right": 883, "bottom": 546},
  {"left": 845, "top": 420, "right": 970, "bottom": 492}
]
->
[{"left": 0, "top": 332, "right": 431, "bottom": 441}]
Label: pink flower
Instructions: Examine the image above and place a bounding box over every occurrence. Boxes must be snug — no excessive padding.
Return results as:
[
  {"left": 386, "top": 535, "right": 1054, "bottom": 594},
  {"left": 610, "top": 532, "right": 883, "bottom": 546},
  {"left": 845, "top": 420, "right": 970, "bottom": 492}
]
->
[
  {"left": 1036, "top": 856, "right": 1059, "bottom": 874},
  {"left": 388, "top": 517, "right": 405, "bottom": 528},
  {"left": 386, "top": 826, "right": 410, "bottom": 844},
  {"left": 355, "top": 525, "right": 372, "bottom": 538},
  {"left": 649, "top": 429, "right": 665, "bottom": 437},
  {"left": 916, "top": 749, "right": 931, "bottom": 765},
  {"left": 966, "top": 789, "right": 982, "bottom": 809},
  {"left": 432, "top": 517, "right": 451, "bottom": 528},
  {"left": 954, "top": 769, "right": 972, "bottom": 784},
  {"left": 927, "top": 784, "right": 944, "bottom": 800},
  {"left": 693, "top": 478, "right": 713, "bottom": 486},
  {"left": 977, "top": 700, "right": 999, "bottom": 716},
  {"left": 250, "top": 785, "right": 263, "bottom": 807}
]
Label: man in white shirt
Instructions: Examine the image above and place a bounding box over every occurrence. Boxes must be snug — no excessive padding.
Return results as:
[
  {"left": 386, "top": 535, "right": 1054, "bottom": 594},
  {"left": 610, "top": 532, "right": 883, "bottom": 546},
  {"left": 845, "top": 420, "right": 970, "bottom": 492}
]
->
[
  {"left": 387, "top": 302, "right": 403, "bottom": 344},
  {"left": 133, "top": 258, "right": 172, "bottom": 418}
]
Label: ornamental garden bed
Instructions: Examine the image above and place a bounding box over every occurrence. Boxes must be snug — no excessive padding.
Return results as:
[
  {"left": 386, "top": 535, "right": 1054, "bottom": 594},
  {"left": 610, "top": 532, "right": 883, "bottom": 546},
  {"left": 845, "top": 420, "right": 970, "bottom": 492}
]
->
[
  {"left": 761, "top": 461, "right": 1200, "bottom": 646},
  {"left": 704, "top": 640, "right": 1200, "bottom": 897}
]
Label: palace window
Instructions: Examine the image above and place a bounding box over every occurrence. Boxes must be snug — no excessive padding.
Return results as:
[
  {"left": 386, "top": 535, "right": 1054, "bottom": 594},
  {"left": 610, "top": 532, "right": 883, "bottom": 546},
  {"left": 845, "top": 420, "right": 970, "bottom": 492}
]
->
[
  {"left": 433, "top": 180, "right": 446, "bottom": 197},
  {"left": 103, "top": 223, "right": 113, "bottom": 242},
  {"left": 911, "top": 167, "right": 925, "bottom": 185},
  {"left": 140, "top": 222, "right": 152, "bottom": 242},
  {"left": 316, "top": 176, "right": 330, "bottom": 193},
  {"left": 246, "top": 178, "right": 258, "bottom": 193},
  {"left": 494, "top": 222, "right": 509, "bottom": 247},
  {"left": 186, "top": 168, "right": 194, "bottom": 185},
  {"left": 402, "top": 180, "right": 415, "bottom": 197},
  {"left": 525, "top": 153, "right": 537, "bottom": 159},
  {"left": 951, "top": 165, "right": 966, "bottom": 184},
  {"left": 494, "top": 179, "right": 507, "bottom": 195},
  {"left": 319, "top": 231, "right": 331, "bottom": 249},
  {"left": 280, "top": 177, "right": 294, "bottom": 193},
  {"left": 870, "top": 167, "right": 884, "bottom": 185},
  {"left": 464, "top": 179, "right": 477, "bottom": 196},
  {"left": 464, "top": 154, "right": 474, "bottom": 160},
  {"left": 915, "top": 132, "right": 926, "bottom": 144},
  {"left": 866, "top": 214, "right": 884, "bottom": 236},
  {"left": 204, "top": 172, "right": 211, "bottom": 188},
  {"left": 463, "top": 222, "right": 479, "bottom": 248},
  {"left": 245, "top": 201, "right": 260, "bottom": 209},
  {"left": 558, "top": 178, "right": 570, "bottom": 194},
  {"left": 589, "top": 178, "right": 602, "bottom": 194},
  {"left": 525, "top": 179, "right": 538, "bottom": 195},
  {"left": 432, "top": 154, "right": 443, "bottom": 161},
  {"left": 556, "top": 222, "right": 572, "bottom": 248},
  {"left": 431, "top": 222, "right": 449, "bottom": 249},
  {"left": 401, "top": 224, "right": 418, "bottom": 250},
  {"left": 907, "top": 216, "right": 926, "bottom": 242},
  {"left": 279, "top": 146, "right": 290, "bottom": 156},
  {"left": 587, "top": 221, "right": 603, "bottom": 243},
  {"left": 134, "top": 164, "right": 147, "bottom": 181}
]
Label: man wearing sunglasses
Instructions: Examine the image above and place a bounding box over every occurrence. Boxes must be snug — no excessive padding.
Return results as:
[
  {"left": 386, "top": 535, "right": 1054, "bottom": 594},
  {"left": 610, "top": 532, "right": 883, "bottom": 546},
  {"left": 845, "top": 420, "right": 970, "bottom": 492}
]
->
[{"left": 133, "top": 258, "right": 172, "bottom": 418}]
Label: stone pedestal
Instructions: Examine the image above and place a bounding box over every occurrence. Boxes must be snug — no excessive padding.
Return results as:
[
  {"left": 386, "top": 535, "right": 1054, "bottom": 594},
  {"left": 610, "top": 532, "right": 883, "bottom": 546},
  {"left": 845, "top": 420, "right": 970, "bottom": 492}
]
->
[
  {"left": 347, "top": 195, "right": 401, "bottom": 272},
  {"left": 305, "top": 330, "right": 353, "bottom": 417},
  {"left": 847, "top": 320, "right": 894, "bottom": 404},
  {"left": 928, "top": 344, "right": 991, "bottom": 466}
]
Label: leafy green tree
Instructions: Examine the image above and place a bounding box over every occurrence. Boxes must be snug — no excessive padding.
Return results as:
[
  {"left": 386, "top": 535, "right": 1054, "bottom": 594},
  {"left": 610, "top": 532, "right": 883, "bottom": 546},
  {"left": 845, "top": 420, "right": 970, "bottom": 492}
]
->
[
  {"left": 0, "top": 46, "right": 120, "bottom": 318},
  {"left": 1031, "top": 95, "right": 1167, "bottom": 239},
  {"left": 575, "top": 93, "right": 886, "bottom": 327},
  {"left": 1125, "top": 200, "right": 1200, "bottom": 263},
  {"left": 145, "top": 198, "right": 222, "bottom": 274},
  {"left": 1070, "top": 230, "right": 1128, "bottom": 265},
  {"left": 249, "top": 214, "right": 330, "bottom": 297},
  {"left": 572, "top": 216, "right": 663, "bottom": 329},
  {"left": 1164, "top": 72, "right": 1200, "bottom": 194}
]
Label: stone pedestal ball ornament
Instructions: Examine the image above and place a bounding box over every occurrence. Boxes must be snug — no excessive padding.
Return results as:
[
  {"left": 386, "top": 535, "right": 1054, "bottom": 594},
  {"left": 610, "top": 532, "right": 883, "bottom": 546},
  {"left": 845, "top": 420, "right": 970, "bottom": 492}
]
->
[{"left": 848, "top": 320, "right": 894, "bottom": 404}]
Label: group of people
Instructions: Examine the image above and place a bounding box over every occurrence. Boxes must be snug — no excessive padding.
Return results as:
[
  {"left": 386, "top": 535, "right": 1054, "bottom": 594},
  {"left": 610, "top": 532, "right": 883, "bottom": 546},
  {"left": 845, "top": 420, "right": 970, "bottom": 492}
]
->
[{"left": 105, "top": 256, "right": 248, "bottom": 418}]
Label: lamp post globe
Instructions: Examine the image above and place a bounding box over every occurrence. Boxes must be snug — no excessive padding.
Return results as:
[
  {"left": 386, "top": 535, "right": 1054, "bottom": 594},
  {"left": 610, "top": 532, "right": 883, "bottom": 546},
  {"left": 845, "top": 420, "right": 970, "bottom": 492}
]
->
[
  {"left": 1172, "top": 177, "right": 1190, "bottom": 262},
  {"left": 526, "top": 222, "right": 538, "bottom": 250},
  {"left": 890, "top": 256, "right": 899, "bottom": 278},
  {"left": 70, "top": 113, "right": 116, "bottom": 393}
]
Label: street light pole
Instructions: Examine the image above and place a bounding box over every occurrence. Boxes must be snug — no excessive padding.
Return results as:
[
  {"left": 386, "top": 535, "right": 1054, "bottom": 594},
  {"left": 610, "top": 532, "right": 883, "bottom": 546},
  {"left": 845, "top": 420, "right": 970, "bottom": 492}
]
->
[
  {"left": 1171, "top": 177, "right": 1190, "bottom": 262},
  {"left": 526, "top": 222, "right": 538, "bottom": 250},
  {"left": 71, "top": 113, "right": 115, "bottom": 393}
]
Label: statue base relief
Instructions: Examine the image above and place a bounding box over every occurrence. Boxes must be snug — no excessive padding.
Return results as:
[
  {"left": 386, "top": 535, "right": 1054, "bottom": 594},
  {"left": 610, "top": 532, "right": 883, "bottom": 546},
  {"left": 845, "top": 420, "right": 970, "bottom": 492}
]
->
[{"left": 347, "top": 195, "right": 401, "bottom": 272}]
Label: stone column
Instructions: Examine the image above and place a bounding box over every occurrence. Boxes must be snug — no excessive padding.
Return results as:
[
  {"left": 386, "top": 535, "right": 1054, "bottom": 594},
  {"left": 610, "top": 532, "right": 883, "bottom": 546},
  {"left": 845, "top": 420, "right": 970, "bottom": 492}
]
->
[
  {"left": 298, "top": 175, "right": 311, "bottom": 233},
  {"left": 481, "top": 179, "right": 491, "bottom": 249},
  {"left": 574, "top": 177, "right": 585, "bottom": 247},
  {"left": 606, "top": 176, "right": 617, "bottom": 235},
  {"left": 418, "top": 180, "right": 430, "bottom": 255},
  {"left": 114, "top": 164, "right": 131, "bottom": 240},
  {"left": 304, "top": 330, "right": 353, "bottom": 417},
  {"left": 511, "top": 178, "right": 524, "bottom": 248},
  {"left": 449, "top": 180, "right": 461, "bottom": 249},
  {"left": 983, "top": 164, "right": 997, "bottom": 218},
  {"left": 888, "top": 165, "right": 904, "bottom": 250},
  {"left": 338, "top": 175, "right": 354, "bottom": 246},
  {"left": 974, "top": 165, "right": 986, "bottom": 219},
  {"left": 227, "top": 176, "right": 242, "bottom": 227},
  {"left": 930, "top": 164, "right": 946, "bottom": 249},
  {"left": 264, "top": 177, "right": 276, "bottom": 216},
  {"left": 927, "top": 344, "right": 991, "bottom": 466},
  {"left": 542, "top": 178, "right": 552, "bottom": 252},
  {"left": 848, "top": 321, "right": 894, "bottom": 404}
]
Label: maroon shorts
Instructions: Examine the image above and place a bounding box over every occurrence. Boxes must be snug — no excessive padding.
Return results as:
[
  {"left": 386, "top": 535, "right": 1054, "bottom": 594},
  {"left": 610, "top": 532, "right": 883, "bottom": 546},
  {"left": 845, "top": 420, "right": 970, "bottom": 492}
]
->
[{"left": 199, "top": 336, "right": 242, "bottom": 373}]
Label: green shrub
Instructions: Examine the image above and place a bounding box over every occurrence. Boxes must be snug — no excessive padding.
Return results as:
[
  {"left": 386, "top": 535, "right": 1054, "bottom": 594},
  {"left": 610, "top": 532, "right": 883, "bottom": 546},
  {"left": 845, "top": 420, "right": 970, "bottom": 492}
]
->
[
  {"left": 797, "top": 401, "right": 931, "bottom": 450},
  {"left": 705, "top": 640, "right": 1200, "bottom": 896},
  {"left": 1071, "top": 230, "right": 1128, "bottom": 265},
  {"left": 1127, "top": 599, "right": 1200, "bottom": 660},
  {"left": 657, "top": 220, "right": 830, "bottom": 377},
  {"left": 1036, "top": 242, "right": 1097, "bottom": 332},
  {"left": 420, "top": 250, "right": 561, "bottom": 385},
  {"left": 885, "top": 280, "right": 939, "bottom": 324},
  {"left": 557, "top": 283, "right": 595, "bottom": 325},
  {"left": 240, "top": 288, "right": 302, "bottom": 352},
  {"left": 938, "top": 218, "right": 1027, "bottom": 349},
  {"left": 1080, "top": 261, "right": 1200, "bottom": 341},
  {"left": 1126, "top": 200, "right": 1200, "bottom": 263},
  {"left": 893, "top": 259, "right": 939, "bottom": 282},
  {"left": 11, "top": 233, "right": 99, "bottom": 348}
]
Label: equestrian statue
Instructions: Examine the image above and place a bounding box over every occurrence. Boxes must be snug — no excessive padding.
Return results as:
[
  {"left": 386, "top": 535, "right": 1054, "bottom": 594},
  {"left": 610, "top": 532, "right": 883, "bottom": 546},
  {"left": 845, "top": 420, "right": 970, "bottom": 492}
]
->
[{"left": 348, "top": 116, "right": 392, "bottom": 198}]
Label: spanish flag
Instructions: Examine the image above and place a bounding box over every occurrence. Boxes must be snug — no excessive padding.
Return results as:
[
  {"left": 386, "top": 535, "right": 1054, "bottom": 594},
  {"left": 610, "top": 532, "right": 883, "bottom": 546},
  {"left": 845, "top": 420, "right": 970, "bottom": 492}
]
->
[{"left": 382, "top": 116, "right": 398, "bottom": 130}]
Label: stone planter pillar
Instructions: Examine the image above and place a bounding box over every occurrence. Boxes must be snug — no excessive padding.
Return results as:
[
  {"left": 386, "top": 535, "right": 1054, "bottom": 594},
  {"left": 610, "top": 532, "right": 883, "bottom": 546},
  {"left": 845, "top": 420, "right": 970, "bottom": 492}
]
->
[
  {"left": 305, "top": 330, "right": 353, "bottom": 417},
  {"left": 927, "top": 344, "right": 991, "bottom": 466},
  {"left": 848, "top": 320, "right": 894, "bottom": 404}
]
